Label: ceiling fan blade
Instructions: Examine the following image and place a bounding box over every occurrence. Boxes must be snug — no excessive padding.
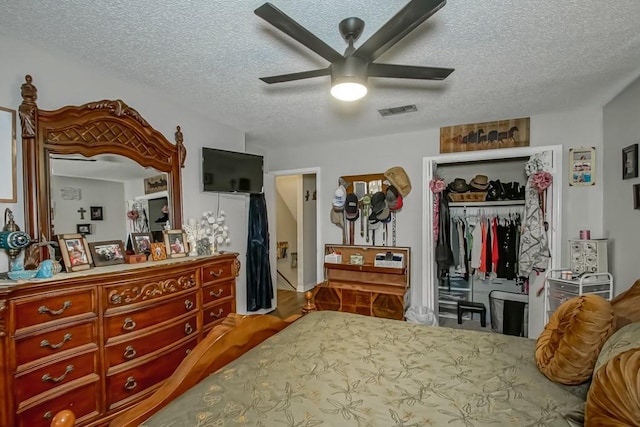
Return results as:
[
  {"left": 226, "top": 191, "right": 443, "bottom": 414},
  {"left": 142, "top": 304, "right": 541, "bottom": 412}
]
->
[
  {"left": 255, "top": 3, "right": 343, "bottom": 63},
  {"left": 354, "top": 0, "right": 446, "bottom": 62},
  {"left": 368, "top": 63, "right": 454, "bottom": 80},
  {"left": 259, "top": 68, "right": 331, "bottom": 84}
]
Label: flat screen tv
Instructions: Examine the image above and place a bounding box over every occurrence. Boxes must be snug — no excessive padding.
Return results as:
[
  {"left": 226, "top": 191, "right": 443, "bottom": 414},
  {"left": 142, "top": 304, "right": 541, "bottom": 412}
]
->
[{"left": 202, "top": 147, "right": 264, "bottom": 194}]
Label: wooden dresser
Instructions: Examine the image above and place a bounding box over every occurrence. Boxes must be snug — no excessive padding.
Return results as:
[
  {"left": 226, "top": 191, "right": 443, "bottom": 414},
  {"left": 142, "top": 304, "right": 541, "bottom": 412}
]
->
[
  {"left": 313, "top": 245, "right": 410, "bottom": 320},
  {"left": 0, "top": 253, "right": 239, "bottom": 427}
]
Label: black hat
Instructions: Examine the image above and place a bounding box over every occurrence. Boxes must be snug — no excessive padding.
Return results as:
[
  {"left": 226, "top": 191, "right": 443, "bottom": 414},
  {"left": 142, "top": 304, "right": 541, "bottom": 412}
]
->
[
  {"left": 344, "top": 193, "right": 359, "bottom": 221},
  {"left": 371, "top": 191, "right": 386, "bottom": 214},
  {"left": 448, "top": 178, "right": 469, "bottom": 193}
]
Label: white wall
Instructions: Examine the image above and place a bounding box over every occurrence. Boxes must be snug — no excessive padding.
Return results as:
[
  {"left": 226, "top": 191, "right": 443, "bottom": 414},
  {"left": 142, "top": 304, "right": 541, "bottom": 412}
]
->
[
  {"left": 603, "top": 75, "right": 640, "bottom": 294},
  {"left": 275, "top": 177, "right": 298, "bottom": 253},
  {"left": 51, "top": 176, "right": 127, "bottom": 242},
  {"left": 0, "top": 34, "right": 253, "bottom": 313},
  {"left": 302, "top": 174, "right": 317, "bottom": 289},
  {"left": 257, "top": 106, "right": 605, "bottom": 307}
]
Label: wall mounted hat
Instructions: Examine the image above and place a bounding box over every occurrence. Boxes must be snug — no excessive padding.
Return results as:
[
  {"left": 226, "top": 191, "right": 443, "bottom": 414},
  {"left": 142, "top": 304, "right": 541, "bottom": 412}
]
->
[
  {"left": 448, "top": 178, "right": 469, "bottom": 193},
  {"left": 344, "top": 193, "right": 359, "bottom": 220},
  {"left": 385, "top": 185, "right": 403, "bottom": 210},
  {"left": 469, "top": 174, "right": 489, "bottom": 190},
  {"left": 371, "top": 191, "right": 386, "bottom": 214},
  {"left": 330, "top": 207, "right": 344, "bottom": 228},
  {"left": 384, "top": 166, "right": 412, "bottom": 197},
  {"left": 333, "top": 185, "right": 346, "bottom": 208}
]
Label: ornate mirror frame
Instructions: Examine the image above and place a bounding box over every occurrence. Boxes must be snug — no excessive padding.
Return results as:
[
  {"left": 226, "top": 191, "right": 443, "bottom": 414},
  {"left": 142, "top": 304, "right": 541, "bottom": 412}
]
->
[{"left": 19, "top": 75, "right": 186, "bottom": 242}]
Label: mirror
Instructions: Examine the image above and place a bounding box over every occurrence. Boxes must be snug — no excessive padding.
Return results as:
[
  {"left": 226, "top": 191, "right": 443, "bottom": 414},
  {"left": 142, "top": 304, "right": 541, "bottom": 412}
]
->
[
  {"left": 49, "top": 154, "right": 170, "bottom": 243},
  {"left": 19, "top": 75, "right": 186, "bottom": 244},
  {"left": 0, "top": 106, "right": 17, "bottom": 202}
]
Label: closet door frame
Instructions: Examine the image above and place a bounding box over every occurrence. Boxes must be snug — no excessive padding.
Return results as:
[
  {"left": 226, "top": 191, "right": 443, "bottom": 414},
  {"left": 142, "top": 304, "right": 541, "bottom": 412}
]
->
[{"left": 422, "top": 145, "right": 563, "bottom": 336}]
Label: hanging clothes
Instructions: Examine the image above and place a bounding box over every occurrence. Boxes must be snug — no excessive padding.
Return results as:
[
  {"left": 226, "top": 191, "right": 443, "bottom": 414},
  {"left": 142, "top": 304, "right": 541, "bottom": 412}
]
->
[
  {"left": 518, "top": 176, "right": 550, "bottom": 277},
  {"left": 246, "top": 193, "right": 274, "bottom": 311}
]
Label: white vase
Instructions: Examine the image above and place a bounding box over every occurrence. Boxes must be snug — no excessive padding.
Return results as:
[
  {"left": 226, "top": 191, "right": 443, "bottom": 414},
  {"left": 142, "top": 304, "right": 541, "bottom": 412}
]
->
[{"left": 188, "top": 238, "right": 198, "bottom": 257}]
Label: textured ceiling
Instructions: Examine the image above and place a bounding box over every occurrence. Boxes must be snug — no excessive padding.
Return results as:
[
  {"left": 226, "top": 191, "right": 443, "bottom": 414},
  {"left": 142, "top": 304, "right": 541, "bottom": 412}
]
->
[{"left": 2, "top": 1, "right": 640, "bottom": 149}]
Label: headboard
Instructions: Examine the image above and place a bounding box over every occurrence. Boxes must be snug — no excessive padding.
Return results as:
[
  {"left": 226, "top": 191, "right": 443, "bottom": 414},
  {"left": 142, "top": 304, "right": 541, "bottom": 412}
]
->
[{"left": 18, "top": 74, "right": 186, "bottom": 242}]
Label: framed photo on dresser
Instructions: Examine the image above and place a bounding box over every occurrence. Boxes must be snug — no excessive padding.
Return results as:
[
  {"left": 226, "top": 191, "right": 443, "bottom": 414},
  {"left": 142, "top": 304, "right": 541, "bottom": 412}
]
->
[{"left": 58, "top": 233, "right": 93, "bottom": 272}]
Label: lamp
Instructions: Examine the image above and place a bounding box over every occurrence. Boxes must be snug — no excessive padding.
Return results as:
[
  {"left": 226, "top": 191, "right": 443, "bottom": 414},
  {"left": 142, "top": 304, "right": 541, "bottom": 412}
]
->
[
  {"left": 330, "top": 55, "right": 368, "bottom": 102},
  {"left": 0, "top": 208, "right": 31, "bottom": 271},
  {"left": 331, "top": 78, "right": 368, "bottom": 102}
]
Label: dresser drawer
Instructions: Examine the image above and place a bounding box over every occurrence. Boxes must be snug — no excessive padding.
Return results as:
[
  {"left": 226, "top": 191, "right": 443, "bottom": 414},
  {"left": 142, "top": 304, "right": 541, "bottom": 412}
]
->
[
  {"left": 15, "top": 320, "right": 97, "bottom": 367},
  {"left": 202, "top": 299, "right": 234, "bottom": 328},
  {"left": 202, "top": 280, "right": 234, "bottom": 305},
  {"left": 15, "top": 348, "right": 98, "bottom": 403},
  {"left": 105, "top": 270, "right": 198, "bottom": 308},
  {"left": 14, "top": 289, "right": 96, "bottom": 331},
  {"left": 16, "top": 379, "right": 100, "bottom": 427},
  {"left": 106, "top": 338, "right": 197, "bottom": 409},
  {"left": 104, "top": 291, "right": 197, "bottom": 339},
  {"left": 202, "top": 261, "right": 234, "bottom": 285},
  {"left": 105, "top": 314, "right": 198, "bottom": 369}
]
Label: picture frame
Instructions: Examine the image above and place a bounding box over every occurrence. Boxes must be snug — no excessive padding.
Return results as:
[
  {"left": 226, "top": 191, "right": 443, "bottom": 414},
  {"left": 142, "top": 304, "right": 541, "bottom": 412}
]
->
[
  {"left": 634, "top": 184, "right": 640, "bottom": 210},
  {"left": 144, "top": 174, "right": 168, "bottom": 194},
  {"left": 440, "top": 117, "right": 530, "bottom": 154},
  {"left": 90, "top": 206, "right": 104, "bottom": 221},
  {"left": 164, "top": 229, "right": 188, "bottom": 258},
  {"left": 88, "top": 240, "right": 126, "bottom": 267},
  {"left": 150, "top": 242, "right": 167, "bottom": 261},
  {"left": 568, "top": 147, "right": 596, "bottom": 186},
  {"left": 622, "top": 144, "right": 638, "bottom": 180},
  {"left": 58, "top": 233, "right": 93, "bottom": 272},
  {"left": 130, "top": 232, "right": 153, "bottom": 254},
  {"left": 0, "top": 107, "right": 17, "bottom": 202},
  {"left": 76, "top": 223, "right": 92, "bottom": 235}
]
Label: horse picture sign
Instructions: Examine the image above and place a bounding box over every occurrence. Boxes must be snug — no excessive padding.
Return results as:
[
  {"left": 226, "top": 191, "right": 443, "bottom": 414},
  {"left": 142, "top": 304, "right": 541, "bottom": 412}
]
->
[{"left": 440, "top": 117, "right": 530, "bottom": 154}]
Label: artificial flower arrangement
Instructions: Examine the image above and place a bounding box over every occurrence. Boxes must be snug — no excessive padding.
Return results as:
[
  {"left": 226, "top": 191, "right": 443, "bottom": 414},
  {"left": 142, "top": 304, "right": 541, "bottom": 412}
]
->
[{"left": 183, "top": 211, "right": 231, "bottom": 256}]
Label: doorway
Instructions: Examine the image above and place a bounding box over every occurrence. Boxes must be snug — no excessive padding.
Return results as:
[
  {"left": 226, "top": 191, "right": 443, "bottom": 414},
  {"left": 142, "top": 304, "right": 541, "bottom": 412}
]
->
[{"left": 266, "top": 168, "right": 321, "bottom": 303}]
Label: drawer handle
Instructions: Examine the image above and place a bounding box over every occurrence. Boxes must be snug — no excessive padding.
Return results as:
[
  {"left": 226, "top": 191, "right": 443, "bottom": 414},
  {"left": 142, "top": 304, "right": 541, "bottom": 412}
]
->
[
  {"left": 186, "top": 348, "right": 191, "bottom": 355},
  {"left": 38, "top": 300, "right": 72, "bottom": 316},
  {"left": 209, "top": 269, "right": 223, "bottom": 277},
  {"left": 122, "top": 317, "right": 137, "bottom": 331},
  {"left": 124, "top": 376, "right": 137, "bottom": 391},
  {"left": 123, "top": 345, "right": 137, "bottom": 359},
  {"left": 209, "top": 288, "right": 224, "bottom": 298},
  {"left": 184, "top": 322, "right": 193, "bottom": 335},
  {"left": 184, "top": 299, "right": 194, "bottom": 310},
  {"left": 209, "top": 308, "right": 224, "bottom": 318},
  {"left": 41, "top": 333, "right": 72, "bottom": 349},
  {"left": 42, "top": 364, "right": 74, "bottom": 383},
  {"left": 44, "top": 411, "right": 53, "bottom": 420}
]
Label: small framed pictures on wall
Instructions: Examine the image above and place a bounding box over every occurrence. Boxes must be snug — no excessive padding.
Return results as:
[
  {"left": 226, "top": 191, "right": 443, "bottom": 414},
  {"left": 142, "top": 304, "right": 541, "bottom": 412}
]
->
[
  {"left": 568, "top": 147, "right": 595, "bottom": 186},
  {"left": 622, "top": 144, "right": 639, "bottom": 180}
]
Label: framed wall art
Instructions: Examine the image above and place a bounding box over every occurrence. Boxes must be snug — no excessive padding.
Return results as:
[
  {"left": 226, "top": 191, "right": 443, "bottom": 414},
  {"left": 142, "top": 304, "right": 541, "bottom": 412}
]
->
[
  {"left": 76, "top": 223, "right": 92, "bottom": 235},
  {"left": 622, "top": 144, "right": 638, "bottom": 180},
  {"left": 634, "top": 184, "right": 640, "bottom": 210},
  {"left": 58, "top": 233, "right": 93, "bottom": 272},
  {"left": 568, "top": 147, "right": 595, "bottom": 186},
  {"left": 0, "top": 107, "right": 17, "bottom": 202},
  {"left": 131, "top": 232, "right": 153, "bottom": 254},
  {"left": 90, "top": 206, "right": 104, "bottom": 220},
  {"left": 89, "top": 240, "right": 125, "bottom": 267},
  {"left": 144, "top": 174, "right": 168, "bottom": 194},
  {"left": 440, "top": 117, "right": 530, "bottom": 154},
  {"left": 164, "top": 229, "right": 187, "bottom": 258}
]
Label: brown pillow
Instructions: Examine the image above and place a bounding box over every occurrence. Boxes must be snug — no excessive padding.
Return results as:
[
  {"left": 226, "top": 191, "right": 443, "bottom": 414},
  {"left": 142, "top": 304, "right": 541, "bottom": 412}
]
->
[
  {"left": 535, "top": 294, "right": 615, "bottom": 385},
  {"left": 610, "top": 278, "right": 640, "bottom": 331},
  {"left": 585, "top": 323, "right": 640, "bottom": 425},
  {"left": 586, "top": 348, "right": 640, "bottom": 426}
]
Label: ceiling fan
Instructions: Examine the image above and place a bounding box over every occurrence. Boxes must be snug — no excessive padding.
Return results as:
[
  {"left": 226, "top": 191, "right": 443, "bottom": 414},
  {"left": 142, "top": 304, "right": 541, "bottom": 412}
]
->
[{"left": 254, "top": 0, "right": 454, "bottom": 102}]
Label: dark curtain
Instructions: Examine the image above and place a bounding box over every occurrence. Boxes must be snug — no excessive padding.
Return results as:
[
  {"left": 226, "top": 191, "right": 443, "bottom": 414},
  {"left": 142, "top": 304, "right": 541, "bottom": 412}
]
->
[{"left": 246, "top": 193, "right": 273, "bottom": 311}]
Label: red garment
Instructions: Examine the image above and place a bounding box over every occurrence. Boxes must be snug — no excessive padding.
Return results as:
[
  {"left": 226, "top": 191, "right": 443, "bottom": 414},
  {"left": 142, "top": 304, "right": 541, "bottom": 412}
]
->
[
  {"left": 492, "top": 217, "right": 499, "bottom": 272},
  {"left": 479, "top": 220, "right": 487, "bottom": 273}
]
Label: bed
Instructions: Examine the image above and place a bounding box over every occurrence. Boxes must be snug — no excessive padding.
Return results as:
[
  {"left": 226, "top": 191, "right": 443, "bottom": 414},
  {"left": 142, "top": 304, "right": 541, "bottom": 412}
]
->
[{"left": 55, "top": 311, "right": 589, "bottom": 427}]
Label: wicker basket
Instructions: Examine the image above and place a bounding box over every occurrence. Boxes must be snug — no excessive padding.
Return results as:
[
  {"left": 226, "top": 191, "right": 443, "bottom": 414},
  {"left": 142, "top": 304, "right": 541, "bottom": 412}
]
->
[{"left": 448, "top": 192, "right": 487, "bottom": 202}]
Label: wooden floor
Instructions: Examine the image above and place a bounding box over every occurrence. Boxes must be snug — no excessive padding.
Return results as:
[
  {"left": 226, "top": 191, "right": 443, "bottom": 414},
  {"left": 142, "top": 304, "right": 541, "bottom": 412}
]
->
[{"left": 270, "top": 289, "right": 307, "bottom": 319}]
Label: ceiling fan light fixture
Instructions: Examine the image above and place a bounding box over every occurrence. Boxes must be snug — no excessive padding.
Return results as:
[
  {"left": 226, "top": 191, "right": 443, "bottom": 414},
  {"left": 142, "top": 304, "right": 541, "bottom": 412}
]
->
[{"left": 331, "top": 79, "right": 368, "bottom": 102}]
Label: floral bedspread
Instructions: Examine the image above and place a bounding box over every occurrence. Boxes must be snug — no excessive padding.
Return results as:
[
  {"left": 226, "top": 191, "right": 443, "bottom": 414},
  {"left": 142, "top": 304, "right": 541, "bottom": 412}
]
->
[{"left": 143, "top": 311, "right": 584, "bottom": 426}]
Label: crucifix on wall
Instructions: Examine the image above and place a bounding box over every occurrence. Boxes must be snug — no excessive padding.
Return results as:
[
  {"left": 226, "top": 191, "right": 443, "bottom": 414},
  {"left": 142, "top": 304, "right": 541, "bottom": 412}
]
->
[{"left": 77, "top": 207, "right": 87, "bottom": 220}]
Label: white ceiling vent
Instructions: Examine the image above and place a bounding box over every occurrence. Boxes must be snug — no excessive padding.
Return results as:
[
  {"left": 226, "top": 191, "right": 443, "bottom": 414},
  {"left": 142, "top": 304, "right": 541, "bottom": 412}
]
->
[{"left": 378, "top": 104, "right": 418, "bottom": 117}]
